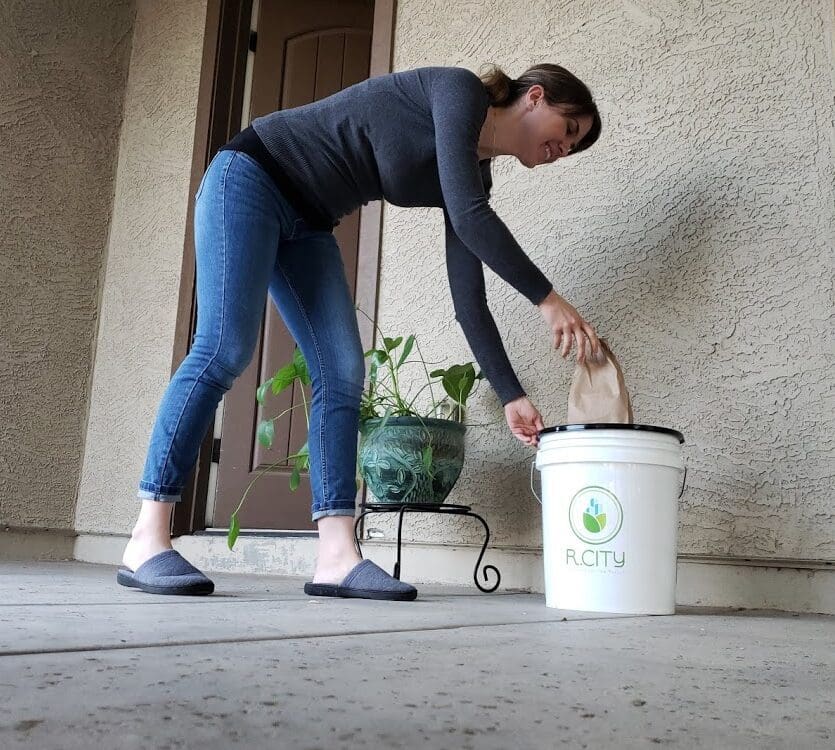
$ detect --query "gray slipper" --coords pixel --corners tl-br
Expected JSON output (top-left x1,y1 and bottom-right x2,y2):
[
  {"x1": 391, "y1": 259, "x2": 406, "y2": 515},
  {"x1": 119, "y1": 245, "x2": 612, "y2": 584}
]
[
  {"x1": 304, "y1": 559, "x2": 417, "y2": 601},
  {"x1": 116, "y1": 549, "x2": 214, "y2": 596}
]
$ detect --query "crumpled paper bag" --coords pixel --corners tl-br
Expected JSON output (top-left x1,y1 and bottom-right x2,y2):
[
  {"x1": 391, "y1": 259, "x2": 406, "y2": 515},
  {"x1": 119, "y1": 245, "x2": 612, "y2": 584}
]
[{"x1": 566, "y1": 338, "x2": 633, "y2": 424}]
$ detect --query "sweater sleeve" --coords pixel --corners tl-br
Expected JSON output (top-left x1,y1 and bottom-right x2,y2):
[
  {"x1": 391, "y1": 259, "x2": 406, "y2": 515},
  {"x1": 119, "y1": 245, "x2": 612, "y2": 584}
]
[
  {"x1": 445, "y1": 211, "x2": 527, "y2": 406},
  {"x1": 431, "y1": 68, "x2": 553, "y2": 307}
]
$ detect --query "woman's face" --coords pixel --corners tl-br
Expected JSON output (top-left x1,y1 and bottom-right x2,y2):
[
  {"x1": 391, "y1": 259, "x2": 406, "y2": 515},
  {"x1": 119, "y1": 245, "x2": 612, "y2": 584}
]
[{"x1": 513, "y1": 85, "x2": 595, "y2": 168}]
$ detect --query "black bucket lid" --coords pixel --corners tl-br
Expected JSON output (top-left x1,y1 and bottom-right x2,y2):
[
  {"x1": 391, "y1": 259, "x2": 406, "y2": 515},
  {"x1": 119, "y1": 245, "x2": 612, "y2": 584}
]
[{"x1": 539, "y1": 423, "x2": 685, "y2": 444}]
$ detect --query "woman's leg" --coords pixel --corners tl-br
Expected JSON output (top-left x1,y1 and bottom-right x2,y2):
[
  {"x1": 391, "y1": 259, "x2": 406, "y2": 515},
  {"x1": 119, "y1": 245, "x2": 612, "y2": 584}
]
[
  {"x1": 268, "y1": 227, "x2": 367, "y2": 583},
  {"x1": 124, "y1": 151, "x2": 294, "y2": 573}
]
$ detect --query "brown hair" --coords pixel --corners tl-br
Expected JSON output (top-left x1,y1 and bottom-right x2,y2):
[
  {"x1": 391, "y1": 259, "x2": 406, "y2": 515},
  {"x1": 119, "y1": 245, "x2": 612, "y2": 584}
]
[{"x1": 479, "y1": 63, "x2": 601, "y2": 154}]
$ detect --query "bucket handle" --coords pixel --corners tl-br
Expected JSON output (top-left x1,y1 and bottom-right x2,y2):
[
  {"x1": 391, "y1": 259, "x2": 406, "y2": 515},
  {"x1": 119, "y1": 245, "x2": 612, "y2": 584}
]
[
  {"x1": 531, "y1": 460, "x2": 688, "y2": 503},
  {"x1": 678, "y1": 465, "x2": 688, "y2": 499},
  {"x1": 530, "y1": 459, "x2": 541, "y2": 504}
]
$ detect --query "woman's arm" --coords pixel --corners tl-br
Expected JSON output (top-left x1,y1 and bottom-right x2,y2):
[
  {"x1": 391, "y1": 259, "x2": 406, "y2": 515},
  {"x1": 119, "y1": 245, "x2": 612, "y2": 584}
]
[
  {"x1": 445, "y1": 214, "x2": 527, "y2": 406},
  {"x1": 431, "y1": 68, "x2": 553, "y2": 306}
]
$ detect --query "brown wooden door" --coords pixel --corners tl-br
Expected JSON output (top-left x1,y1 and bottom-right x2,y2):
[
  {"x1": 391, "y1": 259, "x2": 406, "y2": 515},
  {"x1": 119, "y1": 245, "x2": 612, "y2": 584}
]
[{"x1": 212, "y1": 0, "x2": 375, "y2": 531}]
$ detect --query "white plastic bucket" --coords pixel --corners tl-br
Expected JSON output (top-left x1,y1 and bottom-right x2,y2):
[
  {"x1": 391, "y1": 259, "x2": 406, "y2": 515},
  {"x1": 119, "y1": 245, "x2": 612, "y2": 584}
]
[{"x1": 532, "y1": 424, "x2": 686, "y2": 614}]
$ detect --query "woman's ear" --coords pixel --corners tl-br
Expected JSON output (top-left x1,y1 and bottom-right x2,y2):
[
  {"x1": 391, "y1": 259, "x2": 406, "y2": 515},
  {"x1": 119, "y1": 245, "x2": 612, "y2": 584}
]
[{"x1": 526, "y1": 84, "x2": 545, "y2": 111}]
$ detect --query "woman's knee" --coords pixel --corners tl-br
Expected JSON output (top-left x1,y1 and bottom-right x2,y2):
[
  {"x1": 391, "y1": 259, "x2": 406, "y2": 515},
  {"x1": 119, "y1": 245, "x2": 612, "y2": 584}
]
[
  {"x1": 191, "y1": 337, "x2": 256, "y2": 391},
  {"x1": 340, "y1": 338, "x2": 366, "y2": 388},
  {"x1": 315, "y1": 339, "x2": 365, "y2": 394}
]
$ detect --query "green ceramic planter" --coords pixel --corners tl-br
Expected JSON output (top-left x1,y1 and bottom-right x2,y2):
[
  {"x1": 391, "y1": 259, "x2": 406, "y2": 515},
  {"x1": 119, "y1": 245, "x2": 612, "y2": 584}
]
[{"x1": 358, "y1": 416, "x2": 466, "y2": 505}]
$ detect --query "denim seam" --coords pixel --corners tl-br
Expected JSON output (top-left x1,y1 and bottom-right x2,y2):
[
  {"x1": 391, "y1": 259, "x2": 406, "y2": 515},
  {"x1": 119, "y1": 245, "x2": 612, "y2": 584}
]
[
  {"x1": 153, "y1": 152, "x2": 236, "y2": 495},
  {"x1": 276, "y1": 257, "x2": 329, "y2": 511},
  {"x1": 311, "y1": 507, "x2": 355, "y2": 521},
  {"x1": 138, "y1": 480, "x2": 181, "y2": 493}
]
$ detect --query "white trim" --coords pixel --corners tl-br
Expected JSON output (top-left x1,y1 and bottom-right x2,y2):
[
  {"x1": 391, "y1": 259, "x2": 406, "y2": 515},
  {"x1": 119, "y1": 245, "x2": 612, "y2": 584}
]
[
  {"x1": 0, "y1": 527, "x2": 76, "y2": 561},
  {"x1": 61, "y1": 531, "x2": 835, "y2": 615}
]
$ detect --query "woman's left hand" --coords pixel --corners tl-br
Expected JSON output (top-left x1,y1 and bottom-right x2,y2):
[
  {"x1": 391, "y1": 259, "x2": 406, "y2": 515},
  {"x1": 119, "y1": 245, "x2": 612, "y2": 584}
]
[{"x1": 538, "y1": 289, "x2": 600, "y2": 365}]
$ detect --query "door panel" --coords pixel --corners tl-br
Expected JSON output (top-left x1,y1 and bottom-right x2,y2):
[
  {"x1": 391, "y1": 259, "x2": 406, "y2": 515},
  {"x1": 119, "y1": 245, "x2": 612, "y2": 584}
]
[{"x1": 212, "y1": 0, "x2": 374, "y2": 531}]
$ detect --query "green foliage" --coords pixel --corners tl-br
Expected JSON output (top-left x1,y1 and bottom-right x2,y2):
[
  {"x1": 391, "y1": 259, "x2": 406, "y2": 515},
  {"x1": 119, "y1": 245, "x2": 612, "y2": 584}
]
[
  {"x1": 227, "y1": 512, "x2": 240, "y2": 550},
  {"x1": 256, "y1": 419, "x2": 275, "y2": 448},
  {"x1": 228, "y1": 307, "x2": 483, "y2": 549}
]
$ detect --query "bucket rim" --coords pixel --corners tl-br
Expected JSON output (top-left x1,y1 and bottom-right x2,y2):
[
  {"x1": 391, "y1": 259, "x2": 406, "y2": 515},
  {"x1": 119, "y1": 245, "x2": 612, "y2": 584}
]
[{"x1": 538, "y1": 423, "x2": 684, "y2": 444}]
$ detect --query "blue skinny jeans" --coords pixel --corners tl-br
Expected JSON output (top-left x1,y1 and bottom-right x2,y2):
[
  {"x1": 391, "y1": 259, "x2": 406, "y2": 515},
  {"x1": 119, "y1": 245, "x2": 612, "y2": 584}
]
[{"x1": 138, "y1": 151, "x2": 364, "y2": 520}]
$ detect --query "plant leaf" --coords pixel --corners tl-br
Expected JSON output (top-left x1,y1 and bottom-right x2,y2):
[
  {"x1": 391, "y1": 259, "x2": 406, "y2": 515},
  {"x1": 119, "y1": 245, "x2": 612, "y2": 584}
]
[
  {"x1": 289, "y1": 441, "x2": 309, "y2": 491},
  {"x1": 256, "y1": 379, "x2": 273, "y2": 405},
  {"x1": 383, "y1": 336, "x2": 402, "y2": 352},
  {"x1": 296, "y1": 440, "x2": 309, "y2": 468},
  {"x1": 271, "y1": 361, "x2": 297, "y2": 394},
  {"x1": 441, "y1": 377, "x2": 458, "y2": 403},
  {"x1": 371, "y1": 349, "x2": 389, "y2": 366},
  {"x1": 293, "y1": 347, "x2": 311, "y2": 385},
  {"x1": 228, "y1": 512, "x2": 240, "y2": 550},
  {"x1": 396, "y1": 334, "x2": 415, "y2": 368},
  {"x1": 458, "y1": 368, "x2": 475, "y2": 403},
  {"x1": 257, "y1": 419, "x2": 275, "y2": 448}
]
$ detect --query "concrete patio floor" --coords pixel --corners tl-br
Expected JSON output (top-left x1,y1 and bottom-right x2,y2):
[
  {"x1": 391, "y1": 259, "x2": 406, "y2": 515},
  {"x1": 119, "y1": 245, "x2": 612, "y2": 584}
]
[{"x1": 1, "y1": 561, "x2": 833, "y2": 749}]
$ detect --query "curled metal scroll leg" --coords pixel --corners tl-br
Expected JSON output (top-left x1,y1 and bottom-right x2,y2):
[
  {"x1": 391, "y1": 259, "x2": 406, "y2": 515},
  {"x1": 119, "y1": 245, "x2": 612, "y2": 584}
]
[
  {"x1": 353, "y1": 511, "x2": 372, "y2": 559},
  {"x1": 465, "y1": 511, "x2": 501, "y2": 593},
  {"x1": 393, "y1": 506, "x2": 407, "y2": 580}
]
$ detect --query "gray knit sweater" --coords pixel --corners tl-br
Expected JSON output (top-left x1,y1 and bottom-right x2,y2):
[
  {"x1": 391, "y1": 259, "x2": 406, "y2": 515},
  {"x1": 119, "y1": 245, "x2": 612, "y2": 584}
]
[{"x1": 251, "y1": 66, "x2": 553, "y2": 406}]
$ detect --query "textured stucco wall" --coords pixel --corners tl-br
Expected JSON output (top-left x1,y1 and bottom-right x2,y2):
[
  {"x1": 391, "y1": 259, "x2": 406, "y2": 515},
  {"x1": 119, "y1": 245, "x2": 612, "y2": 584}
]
[
  {"x1": 74, "y1": 0, "x2": 207, "y2": 534},
  {"x1": 0, "y1": 1, "x2": 134, "y2": 529},
  {"x1": 381, "y1": 0, "x2": 834, "y2": 559}
]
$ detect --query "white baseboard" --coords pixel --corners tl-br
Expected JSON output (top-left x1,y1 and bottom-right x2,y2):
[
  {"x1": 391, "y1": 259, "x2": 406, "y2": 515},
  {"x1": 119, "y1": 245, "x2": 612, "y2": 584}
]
[
  {"x1": 676, "y1": 556, "x2": 834, "y2": 615},
  {"x1": 0, "y1": 526, "x2": 76, "y2": 560},
  {"x1": 8, "y1": 530, "x2": 824, "y2": 615}
]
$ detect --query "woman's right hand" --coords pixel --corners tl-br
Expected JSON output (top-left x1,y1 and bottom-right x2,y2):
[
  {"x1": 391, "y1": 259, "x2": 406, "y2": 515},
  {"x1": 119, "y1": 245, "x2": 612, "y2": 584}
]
[
  {"x1": 537, "y1": 289, "x2": 600, "y2": 364},
  {"x1": 504, "y1": 395, "x2": 545, "y2": 447}
]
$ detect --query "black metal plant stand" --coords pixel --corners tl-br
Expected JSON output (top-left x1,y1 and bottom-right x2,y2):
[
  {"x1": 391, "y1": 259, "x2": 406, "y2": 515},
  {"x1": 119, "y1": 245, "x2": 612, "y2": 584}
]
[{"x1": 353, "y1": 502, "x2": 501, "y2": 593}]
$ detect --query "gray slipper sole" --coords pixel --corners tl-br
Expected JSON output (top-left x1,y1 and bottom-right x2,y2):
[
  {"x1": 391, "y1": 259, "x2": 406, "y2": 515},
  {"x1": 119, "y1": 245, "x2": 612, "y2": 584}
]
[
  {"x1": 304, "y1": 559, "x2": 417, "y2": 601},
  {"x1": 117, "y1": 549, "x2": 214, "y2": 596}
]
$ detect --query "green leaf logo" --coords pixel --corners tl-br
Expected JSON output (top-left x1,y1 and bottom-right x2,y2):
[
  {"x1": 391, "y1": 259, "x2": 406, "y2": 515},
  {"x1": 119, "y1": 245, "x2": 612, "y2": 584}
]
[
  {"x1": 583, "y1": 512, "x2": 606, "y2": 533},
  {"x1": 569, "y1": 488, "x2": 623, "y2": 545}
]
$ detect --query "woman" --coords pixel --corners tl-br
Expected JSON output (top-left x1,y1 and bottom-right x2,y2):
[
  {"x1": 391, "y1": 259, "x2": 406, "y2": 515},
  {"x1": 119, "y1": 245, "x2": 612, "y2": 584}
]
[{"x1": 116, "y1": 63, "x2": 602, "y2": 600}]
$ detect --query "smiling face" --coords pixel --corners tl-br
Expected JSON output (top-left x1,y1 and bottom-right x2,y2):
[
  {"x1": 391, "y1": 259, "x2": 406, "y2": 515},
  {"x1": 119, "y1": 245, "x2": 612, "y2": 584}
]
[{"x1": 513, "y1": 85, "x2": 595, "y2": 168}]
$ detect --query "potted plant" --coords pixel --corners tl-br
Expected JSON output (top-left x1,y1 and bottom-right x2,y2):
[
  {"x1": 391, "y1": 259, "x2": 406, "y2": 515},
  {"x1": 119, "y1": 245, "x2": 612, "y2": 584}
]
[{"x1": 227, "y1": 307, "x2": 485, "y2": 549}]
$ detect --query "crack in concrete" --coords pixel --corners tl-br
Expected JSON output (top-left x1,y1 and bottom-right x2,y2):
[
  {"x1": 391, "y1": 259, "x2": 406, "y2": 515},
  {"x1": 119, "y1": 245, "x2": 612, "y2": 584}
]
[{"x1": 0, "y1": 614, "x2": 653, "y2": 658}]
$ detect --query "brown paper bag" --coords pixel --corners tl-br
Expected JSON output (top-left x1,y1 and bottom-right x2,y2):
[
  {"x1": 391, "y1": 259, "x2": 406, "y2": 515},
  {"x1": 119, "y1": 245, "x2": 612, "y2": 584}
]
[{"x1": 566, "y1": 339, "x2": 633, "y2": 424}]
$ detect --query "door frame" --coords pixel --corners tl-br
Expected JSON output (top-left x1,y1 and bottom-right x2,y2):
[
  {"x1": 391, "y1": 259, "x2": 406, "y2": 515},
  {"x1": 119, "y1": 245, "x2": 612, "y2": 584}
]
[{"x1": 171, "y1": 0, "x2": 396, "y2": 536}]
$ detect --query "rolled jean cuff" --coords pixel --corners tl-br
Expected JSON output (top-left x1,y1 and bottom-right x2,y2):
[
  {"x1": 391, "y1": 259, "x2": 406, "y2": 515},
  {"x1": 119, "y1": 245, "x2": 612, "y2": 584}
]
[
  {"x1": 311, "y1": 507, "x2": 356, "y2": 522},
  {"x1": 137, "y1": 485, "x2": 181, "y2": 503}
]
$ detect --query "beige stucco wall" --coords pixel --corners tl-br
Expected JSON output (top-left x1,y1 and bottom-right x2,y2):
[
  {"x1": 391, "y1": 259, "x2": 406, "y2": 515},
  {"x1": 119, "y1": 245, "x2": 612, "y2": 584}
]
[
  {"x1": 70, "y1": 0, "x2": 833, "y2": 568},
  {"x1": 0, "y1": 0, "x2": 134, "y2": 530},
  {"x1": 74, "y1": 0, "x2": 207, "y2": 534},
  {"x1": 382, "y1": 0, "x2": 835, "y2": 559}
]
